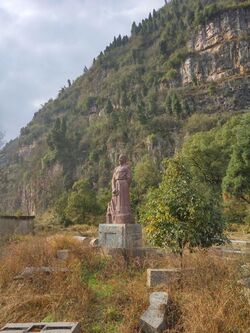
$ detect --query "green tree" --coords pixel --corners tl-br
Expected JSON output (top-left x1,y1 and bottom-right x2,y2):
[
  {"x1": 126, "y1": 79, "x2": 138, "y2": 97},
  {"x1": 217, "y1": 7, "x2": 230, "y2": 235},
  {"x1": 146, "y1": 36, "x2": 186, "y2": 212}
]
[
  {"x1": 172, "y1": 93, "x2": 182, "y2": 118},
  {"x1": 181, "y1": 118, "x2": 238, "y2": 187},
  {"x1": 47, "y1": 117, "x2": 76, "y2": 189},
  {"x1": 134, "y1": 157, "x2": 160, "y2": 200},
  {"x1": 64, "y1": 179, "x2": 100, "y2": 225},
  {"x1": 0, "y1": 131, "x2": 4, "y2": 148},
  {"x1": 105, "y1": 99, "x2": 113, "y2": 114},
  {"x1": 140, "y1": 157, "x2": 225, "y2": 258},
  {"x1": 135, "y1": 102, "x2": 147, "y2": 125},
  {"x1": 120, "y1": 92, "x2": 130, "y2": 108},
  {"x1": 55, "y1": 192, "x2": 71, "y2": 226},
  {"x1": 147, "y1": 91, "x2": 158, "y2": 118},
  {"x1": 222, "y1": 114, "x2": 250, "y2": 204},
  {"x1": 159, "y1": 40, "x2": 168, "y2": 56},
  {"x1": 165, "y1": 94, "x2": 172, "y2": 115},
  {"x1": 131, "y1": 22, "x2": 138, "y2": 35}
]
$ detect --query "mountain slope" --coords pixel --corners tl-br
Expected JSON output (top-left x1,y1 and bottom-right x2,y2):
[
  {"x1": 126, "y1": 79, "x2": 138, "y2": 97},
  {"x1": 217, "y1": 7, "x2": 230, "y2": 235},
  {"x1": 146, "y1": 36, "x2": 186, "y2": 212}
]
[{"x1": 1, "y1": 0, "x2": 250, "y2": 216}]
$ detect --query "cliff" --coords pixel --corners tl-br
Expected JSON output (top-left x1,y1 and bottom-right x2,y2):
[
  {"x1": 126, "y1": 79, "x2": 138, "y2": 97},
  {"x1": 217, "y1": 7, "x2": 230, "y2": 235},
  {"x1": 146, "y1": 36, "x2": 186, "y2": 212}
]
[{"x1": 181, "y1": 7, "x2": 250, "y2": 84}]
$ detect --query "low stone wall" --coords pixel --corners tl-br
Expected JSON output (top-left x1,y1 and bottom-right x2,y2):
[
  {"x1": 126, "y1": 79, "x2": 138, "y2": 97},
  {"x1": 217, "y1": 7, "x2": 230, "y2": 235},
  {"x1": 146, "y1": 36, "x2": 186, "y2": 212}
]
[{"x1": 0, "y1": 216, "x2": 34, "y2": 239}]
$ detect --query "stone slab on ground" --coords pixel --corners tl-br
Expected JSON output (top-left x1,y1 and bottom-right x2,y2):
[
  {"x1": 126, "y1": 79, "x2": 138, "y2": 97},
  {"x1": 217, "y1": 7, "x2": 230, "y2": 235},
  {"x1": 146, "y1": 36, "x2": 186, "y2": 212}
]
[
  {"x1": 57, "y1": 249, "x2": 71, "y2": 260},
  {"x1": 72, "y1": 236, "x2": 90, "y2": 245},
  {"x1": 140, "y1": 292, "x2": 169, "y2": 333},
  {"x1": 14, "y1": 267, "x2": 69, "y2": 280},
  {"x1": 99, "y1": 224, "x2": 142, "y2": 249},
  {"x1": 0, "y1": 323, "x2": 80, "y2": 333},
  {"x1": 230, "y1": 239, "x2": 250, "y2": 249},
  {"x1": 90, "y1": 238, "x2": 99, "y2": 247},
  {"x1": 147, "y1": 269, "x2": 182, "y2": 288},
  {"x1": 211, "y1": 247, "x2": 250, "y2": 258},
  {"x1": 222, "y1": 248, "x2": 250, "y2": 256}
]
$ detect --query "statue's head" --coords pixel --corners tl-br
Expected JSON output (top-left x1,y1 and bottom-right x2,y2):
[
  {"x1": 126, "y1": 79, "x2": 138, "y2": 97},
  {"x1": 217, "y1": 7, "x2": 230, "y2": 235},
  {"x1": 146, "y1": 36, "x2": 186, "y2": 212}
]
[{"x1": 119, "y1": 154, "x2": 127, "y2": 165}]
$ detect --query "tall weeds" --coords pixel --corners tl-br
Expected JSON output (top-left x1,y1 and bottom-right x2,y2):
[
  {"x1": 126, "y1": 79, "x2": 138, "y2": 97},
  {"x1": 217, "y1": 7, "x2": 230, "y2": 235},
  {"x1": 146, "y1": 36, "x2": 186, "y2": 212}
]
[{"x1": 0, "y1": 236, "x2": 249, "y2": 333}]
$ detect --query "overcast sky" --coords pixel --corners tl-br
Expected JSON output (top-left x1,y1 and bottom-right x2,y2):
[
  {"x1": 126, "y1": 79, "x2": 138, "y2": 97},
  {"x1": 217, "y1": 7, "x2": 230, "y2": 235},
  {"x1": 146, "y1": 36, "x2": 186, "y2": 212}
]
[{"x1": 0, "y1": 0, "x2": 164, "y2": 143}]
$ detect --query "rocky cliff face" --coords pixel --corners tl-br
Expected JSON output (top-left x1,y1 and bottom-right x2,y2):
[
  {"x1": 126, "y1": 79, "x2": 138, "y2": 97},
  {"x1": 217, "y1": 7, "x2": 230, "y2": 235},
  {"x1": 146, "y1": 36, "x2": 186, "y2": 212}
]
[{"x1": 181, "y1": 7, "x2": 250, "y2": 85}]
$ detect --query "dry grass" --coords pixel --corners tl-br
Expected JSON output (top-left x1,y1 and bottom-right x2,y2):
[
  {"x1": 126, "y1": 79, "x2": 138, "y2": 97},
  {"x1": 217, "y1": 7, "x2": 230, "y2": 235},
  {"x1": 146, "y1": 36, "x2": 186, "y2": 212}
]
[
  {"x1": 172, "y1": 253, "x2": 250, "y2": 332},
  {"x1": 0, "y1": 236, "x2": 249, "y2": 333}
]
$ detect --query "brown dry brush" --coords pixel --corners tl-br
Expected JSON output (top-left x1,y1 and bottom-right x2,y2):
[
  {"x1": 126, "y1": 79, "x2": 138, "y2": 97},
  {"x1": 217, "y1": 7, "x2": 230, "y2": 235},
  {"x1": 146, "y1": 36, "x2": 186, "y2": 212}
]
[
  {"x1": 169, "y1": 252, "x2": 250, "y2": 333},
  {"x1": 0, "y1": 237, "x2": 249, "y2": 333},
  {"x1": 0, "y1": 236, "x2": 91, "y2": 325}
]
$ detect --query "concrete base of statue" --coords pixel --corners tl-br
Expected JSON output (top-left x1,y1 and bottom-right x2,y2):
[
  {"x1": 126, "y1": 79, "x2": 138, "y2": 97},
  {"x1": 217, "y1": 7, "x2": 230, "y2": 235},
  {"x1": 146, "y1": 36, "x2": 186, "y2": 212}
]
[{"x1": 99, "y1": 223, "x2": 142, "y2": 249}]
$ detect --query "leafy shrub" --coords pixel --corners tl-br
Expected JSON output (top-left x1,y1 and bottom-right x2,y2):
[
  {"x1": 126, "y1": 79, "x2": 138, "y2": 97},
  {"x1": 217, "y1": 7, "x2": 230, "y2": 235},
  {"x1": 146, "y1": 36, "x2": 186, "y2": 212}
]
[
  {"x1": 140, "y1": 157, "x2": 226, "y2": 257},
  {"x1": 56, "y1": 179, "x2": 101, "y2": 226}
]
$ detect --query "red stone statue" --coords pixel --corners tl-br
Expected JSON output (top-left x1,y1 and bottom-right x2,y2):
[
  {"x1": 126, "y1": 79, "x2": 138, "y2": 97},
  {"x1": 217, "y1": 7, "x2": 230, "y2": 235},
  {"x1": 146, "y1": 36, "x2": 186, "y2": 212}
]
[{"x1": 106, "y1": 155, "x2": 132, "y2": 224}]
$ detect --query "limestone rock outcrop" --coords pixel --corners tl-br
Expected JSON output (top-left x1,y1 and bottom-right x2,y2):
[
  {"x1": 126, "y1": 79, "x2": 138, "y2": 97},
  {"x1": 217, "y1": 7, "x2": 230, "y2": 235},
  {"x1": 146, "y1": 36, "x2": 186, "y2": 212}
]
[{"x1": 181, "y1": 7, "x2": 250, "y2": 85}]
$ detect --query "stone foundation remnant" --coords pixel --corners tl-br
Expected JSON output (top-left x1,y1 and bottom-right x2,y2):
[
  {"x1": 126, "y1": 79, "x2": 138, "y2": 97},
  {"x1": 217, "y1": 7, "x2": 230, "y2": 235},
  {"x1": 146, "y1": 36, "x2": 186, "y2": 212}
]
[
  {"x1": 0, "y1": 323, "x2": 80, "y2": 333},
  {"x1": 147, "y1": 268, "x2": 181, "y2": 288},
  {"x1": 57, "y1": 249, "x2": 71, "y2": 260},
  {"x1": 140, "y1": 292, "x2": 169, "y2": 333},
  {"x1": 14, "y1": 267, "x2": 69, "y2": 280},
  {"x1": 230, "y1": 239, "x2": 250, "y2": 250}
]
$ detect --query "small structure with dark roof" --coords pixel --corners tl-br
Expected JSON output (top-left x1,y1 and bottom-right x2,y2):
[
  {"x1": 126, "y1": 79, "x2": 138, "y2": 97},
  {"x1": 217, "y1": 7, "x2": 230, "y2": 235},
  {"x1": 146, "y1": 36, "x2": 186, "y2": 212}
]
[{"x1": 0, "y1": 215, "x2": 35, "y2": 238}]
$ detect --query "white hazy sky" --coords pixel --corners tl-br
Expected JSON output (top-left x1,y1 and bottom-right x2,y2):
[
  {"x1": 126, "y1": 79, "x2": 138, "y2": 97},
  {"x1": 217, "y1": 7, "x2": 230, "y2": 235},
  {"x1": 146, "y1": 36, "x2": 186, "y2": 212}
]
[{"x1": 0, "y1": 0, "x2": 164, "y2": 142}]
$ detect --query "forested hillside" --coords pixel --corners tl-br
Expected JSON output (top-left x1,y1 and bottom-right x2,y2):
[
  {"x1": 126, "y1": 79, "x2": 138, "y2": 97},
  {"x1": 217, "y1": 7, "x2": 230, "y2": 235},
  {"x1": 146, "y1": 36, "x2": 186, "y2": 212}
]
[{"x1": 0, "y1": 0, "x2": 250, "y2": 227}]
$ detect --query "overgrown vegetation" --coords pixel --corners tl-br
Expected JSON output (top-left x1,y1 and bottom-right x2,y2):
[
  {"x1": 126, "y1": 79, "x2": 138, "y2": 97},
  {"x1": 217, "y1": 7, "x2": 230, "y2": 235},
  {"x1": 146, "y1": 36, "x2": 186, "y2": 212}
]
[
  {"x1": 0, "y1": 0, "x2": 250, "y2": 232},
  {"x1": 140, "y1": 157, "x2": 226, "y2": 257},
  {"x1": 0, "y1": 2, "x2": 250, "y2": 331},
  {"x1": 0, "y1": 235, "x2": 249, "y2": 332}
]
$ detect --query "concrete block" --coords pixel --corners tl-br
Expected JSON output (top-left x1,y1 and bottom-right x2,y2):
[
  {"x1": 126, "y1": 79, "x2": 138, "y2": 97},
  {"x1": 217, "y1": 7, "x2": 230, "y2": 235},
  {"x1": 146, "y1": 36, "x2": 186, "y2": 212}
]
[
  {"x1": 72, "y1": 236, "x2": 90, "y2": 245},
  {"x1": 90, "y1": 238, "x2": 99, "y2": 247},
  {"x1": 222, "y1": 248, "x2": 246, "y2": 255},
  {"x1": 147, "y1": 269, "x2": 181, "y2": 288},
  {"x1": 210, "y1": 247, "x2": 250, "y2": 260},
  {"x1": 140, "y1": 292, "x2": 169, "y2": 333},
  {"x1": 99, "y1": 224, "x2": 142, "y2": 249},
  {"x1": 57, "y1": 250, "x2": 70, "y2": 260},
  {"x1": 0, "y1": 323, "x2": 80, "y2": 333}
]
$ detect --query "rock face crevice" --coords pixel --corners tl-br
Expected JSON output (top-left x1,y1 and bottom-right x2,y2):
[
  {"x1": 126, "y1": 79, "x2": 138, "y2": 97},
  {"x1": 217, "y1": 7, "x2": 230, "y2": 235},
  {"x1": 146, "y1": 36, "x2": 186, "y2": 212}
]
[{"x1": 181, "y1": 7, "x2": 250, "y2": 85}]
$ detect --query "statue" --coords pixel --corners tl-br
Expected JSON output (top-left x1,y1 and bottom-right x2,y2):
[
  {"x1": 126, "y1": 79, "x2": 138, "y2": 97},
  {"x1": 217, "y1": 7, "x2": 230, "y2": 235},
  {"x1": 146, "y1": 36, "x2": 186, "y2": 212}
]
[{"x1": 106, "y1": 154, "x2": 133, "y2": 224}]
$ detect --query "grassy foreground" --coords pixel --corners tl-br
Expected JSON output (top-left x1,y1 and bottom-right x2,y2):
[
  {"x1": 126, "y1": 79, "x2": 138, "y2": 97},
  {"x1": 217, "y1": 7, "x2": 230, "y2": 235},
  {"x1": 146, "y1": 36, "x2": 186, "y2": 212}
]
[{"x1": 0, "y1": 234, "x2": 249, "y2": 333}]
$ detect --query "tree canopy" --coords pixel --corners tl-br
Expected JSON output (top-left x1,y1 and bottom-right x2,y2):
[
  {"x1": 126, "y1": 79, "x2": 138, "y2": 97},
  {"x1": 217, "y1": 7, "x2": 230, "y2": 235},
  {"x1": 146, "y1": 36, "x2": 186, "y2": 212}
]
[
  {"x1": 222, "y1": 113, "x2": 250, "y2": 204},
  {"x1": 0, "y1": 131, "x2": 4, "y2": 149},
  {"x1": 140, "y1": 157, "x2": 225, "y2": 256}
]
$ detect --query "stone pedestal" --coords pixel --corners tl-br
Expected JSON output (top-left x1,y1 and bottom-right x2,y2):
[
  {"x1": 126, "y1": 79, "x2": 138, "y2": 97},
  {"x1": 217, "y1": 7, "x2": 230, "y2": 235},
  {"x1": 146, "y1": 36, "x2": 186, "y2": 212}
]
[{"x1": 99, "y1": 224, "x2": 142, "y2": 249}]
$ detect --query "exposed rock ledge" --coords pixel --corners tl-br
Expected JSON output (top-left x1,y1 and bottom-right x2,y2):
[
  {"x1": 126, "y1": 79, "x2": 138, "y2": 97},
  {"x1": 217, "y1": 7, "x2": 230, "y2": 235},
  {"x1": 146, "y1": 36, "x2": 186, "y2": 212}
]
[{"x1": 181, "y1": 7, "x2": 250, "y2": 85}]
